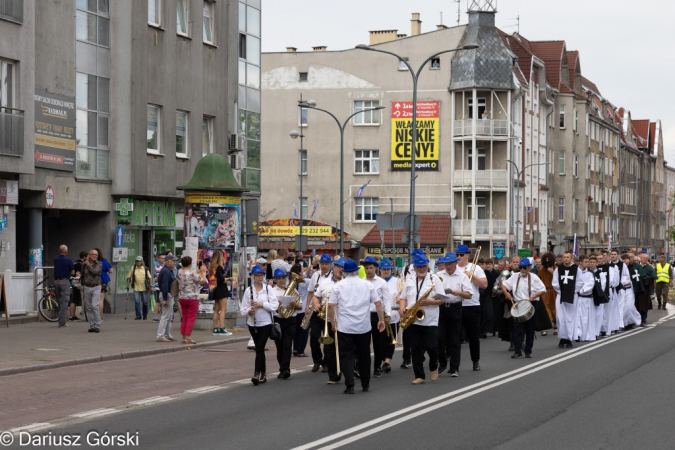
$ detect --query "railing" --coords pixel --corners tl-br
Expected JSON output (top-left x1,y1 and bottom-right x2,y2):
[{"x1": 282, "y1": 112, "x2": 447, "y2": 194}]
[
  {"x1": 453, "y1": 119, "x2": 509, "y2": 137},
  {"x1": 0, "y1": 0, "x2": 23, "y2": 24},
  {"x1": 0, "y1": 107, "x2": 24, "y2": 156},
  {"x1": 452, "y1": 220, "x2": 508, "y2": 236},
  {"x1": 453, "y1": 170, "x2": 508, "y2": 188}
]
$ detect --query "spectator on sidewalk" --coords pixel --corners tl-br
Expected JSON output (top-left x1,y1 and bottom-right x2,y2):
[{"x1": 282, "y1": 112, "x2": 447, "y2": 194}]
[
  {"x1": 210, "y1": 249, "x2": 233, "y2": 336},
  {"x1": 177, "y1": 255, "x2": 208, "y2": 344},
  {"x1": 54, "y1": 245, "x2": 75, "y2": 328},
  {"x1": 69, "y1": 250, "x2": 87, "y2": 321},
  {"x1": 266, "y1": 250, "x2": 277, "y2": 285},
  {"x1": 271, "y1": 249, "x2": 291, "y2": 284},
  {"x1": 157, "y1": 255, "x2": 177, "y2": 342},
  {"x1": 95, "y1": 248, "x2": 113, "y2": 317},
  {"x1": 82, "y1": 249, "x2": 103, "y2": 333},
  {"x1": 126, "y1": 256, "x2": 153, "y2": 320},
  {"x1": 152, "y1": 253, "x2": 168, "y2": 322}
]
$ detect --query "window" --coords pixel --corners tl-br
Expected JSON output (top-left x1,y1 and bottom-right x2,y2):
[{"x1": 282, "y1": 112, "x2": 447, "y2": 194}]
[
  {"x1": 0, "y1": 60, "x2": 13, "y2": 109},
  {"x1": 176, "y1": 111, "x2": 188, "y2": 157},
  {"x1": 148, "y1": 0, "x2": 161, "y2": 26},
  {"x1": 299, "y1": 197, "x2": 308, "y2": 219},
  {"x1": 574, "y1": 109, "x2": 578, "y2": 133},
  {"x1": 573, "y1": 199, "x2": 578, "y2": 222},
  {"x1": 430, "y1": 57, "x2": 440, "y2": 70},
  {"x1": 299, "y1": 150, "x2": 307, "y2": 175},
  {"x1": 600, "y1": 157, "x2": 604, "y2": 183},
  {"x1": 468, "y1": 148, "x2": 486, "y2": 171},
  {"x1": 558, "y1": 198, "x2": 565, "y2": 221},
  {"x1": 239, "y1": 33, "x2": 246, "y2": 58},
  {"x1": 177, "y1": 0, "x2": 188, "y2": 35},
  {"x1": 203, "y1": 1, "x2": 214, "y2": 44},
  {"x1": 467, "y1": 197, "x2": 487, "y2": 220},
  {"x1": 147, "y1": 105, "x2": 161, "y2": 153},
  {"x1": 355, "y1": 198, "x2": 378, "y2": 222},
  {"x1": 202, "y1": 115, "x2": 213, "y2": 157},
  {"x1": 467, "y1": 98, "x2": 486, "y2": 119},
  {"x1": 398, "y1": 57, "x2": 409, "y2": 71},
  {"x1": 298, "y1": 72, "x2": 308, "y2": 82},
  {"x1": 354, "y1": 100, "x2": 380, "y2": 125},
  {"x1": 354, "y1": 150, "x2": 380, "y2": 174},
  {"x1": 558, "y1": 150, "x2": 565, "y2": 175},
  {"x1": 573, "y1": 155, "x2": 578, "y2": 178},
  {"x1": 299, "y1": 107, "x2": 308, "y2": 127},
  {"x1": 559, "y1": 104, "x2": 565, "y2": 129}
]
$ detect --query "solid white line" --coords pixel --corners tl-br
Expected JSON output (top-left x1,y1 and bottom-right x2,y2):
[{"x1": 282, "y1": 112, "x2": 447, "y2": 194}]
[
  {"x1": 9, "y1": 423, "x2": 52, "y2": 433},
  {"x1": 71, "y1": 408, "x2": 120, "y2": 418},
  {"x1": 128, "y1": 396, "x2": 174, "y2": 406},
  {"x1": 184, "y1": 385, "x2": 229, "y2": 394},
  {"x1": 293, "y1": 327, "x2": 653, "y2": 450}
]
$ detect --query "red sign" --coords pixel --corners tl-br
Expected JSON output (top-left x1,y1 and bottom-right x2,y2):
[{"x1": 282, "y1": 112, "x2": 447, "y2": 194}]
[
  {"x1": 35, "y1": 151, "x2": 65, "y2": 165},
  {"x1": 391, "y1": 101, "x2": 439, "y2": 119},
  {"x1": 45, "y1": 185, "x2": 54, "y2": 209}
]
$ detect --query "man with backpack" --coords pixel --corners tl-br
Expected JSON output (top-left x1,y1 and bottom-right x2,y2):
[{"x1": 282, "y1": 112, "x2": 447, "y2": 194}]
[{"x1": 126, "y1": 256, "x2": 153, "y2": 320}]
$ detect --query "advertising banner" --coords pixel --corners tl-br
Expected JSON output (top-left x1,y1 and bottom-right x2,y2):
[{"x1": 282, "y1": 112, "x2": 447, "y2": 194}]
[
  {"x1": 34, "y1": 90, "x2": 76, "y2": 171},
  {"x1": 390, "y1": 101, "x2": 440, "y2": 171}
]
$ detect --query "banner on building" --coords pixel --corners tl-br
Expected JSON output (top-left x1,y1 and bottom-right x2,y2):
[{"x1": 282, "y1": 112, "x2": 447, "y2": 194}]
[
  {"x1": 34, "y1": 90, "x2": 76, "y2": 171},
  {"x1": 390, "y1": 101, "x2": 440, "y2": 171}
]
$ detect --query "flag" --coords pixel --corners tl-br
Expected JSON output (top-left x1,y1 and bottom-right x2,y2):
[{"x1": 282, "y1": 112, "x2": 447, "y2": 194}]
[
  {"x1": 356, "y1": 179, "x2": 372, "y2": 198},
  {"x1": 573, "y1": 233, "x2": 579, "y2": 257},
  {"x1": 292, "y1": 202, "x2": 298, "y2": 218},
  {"x1": 523, "y1": 206, "x2": 533, "y2": 216},
  {"x1": 310, "y1": 200, "x2": 319, "y2": 219}
]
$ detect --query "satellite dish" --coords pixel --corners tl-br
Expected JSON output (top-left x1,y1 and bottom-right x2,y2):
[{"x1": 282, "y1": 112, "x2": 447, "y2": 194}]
[{"x1": 450, "y1": 209, "x2": 457, "y2": 219}]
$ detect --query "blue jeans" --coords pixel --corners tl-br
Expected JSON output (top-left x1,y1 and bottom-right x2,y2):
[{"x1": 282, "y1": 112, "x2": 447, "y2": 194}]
[{"x1": 134, "y1": 291, "x2": 149, "y2": 319}]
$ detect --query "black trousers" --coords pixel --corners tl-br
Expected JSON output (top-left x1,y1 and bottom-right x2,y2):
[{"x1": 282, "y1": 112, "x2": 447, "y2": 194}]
[
  {"x1": 370, "y1": 312, "x2": 385, "y2": 370},
  {"x1": 490, "y1": 295, "x2": 502, "y2": 334},
  {"x1": 407, "y1": 324, "x2": 439, "y2": 380},
  {"x1": 513, "y1": 308, "x2": 536, "y2": 355},
  {"x1": 249, "y1": 324, "x2": 272, "y2": 374},
  {"x1": 438, "y1": 303, "x2": 462, "y2": 371},
  {"x1": 462, "y1": 305, "x2": 481, "y2": 363},
  {"x1": 384, "y1": 322, "x2": 400, "y2": 360},
  {"x1": 338, "y1": 331, "x2": 371, "y2": 388},
  {"x1": 479, "y1": 291, "x2": 493, "y2": 336},
  {"x1": 309, "y1": 314, "x2": 325, "y2": 365},
  {"x1": 402, "y1": 326, "x2": 411, "y2": 363},
  {"x1": 274, "y1": 317, "x2": 296, "y2": 372},
  {"x1": 293, "y1": 313, "x2": 310, "y2": 354},
  {"x1": 324, "y1": 325, "x2": 340, "y2": 382}
]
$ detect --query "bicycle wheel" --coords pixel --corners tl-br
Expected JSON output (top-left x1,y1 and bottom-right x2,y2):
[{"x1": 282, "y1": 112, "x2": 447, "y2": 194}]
[{"x1": 38, "y1": 295, "x2": 60, "y2": 322}]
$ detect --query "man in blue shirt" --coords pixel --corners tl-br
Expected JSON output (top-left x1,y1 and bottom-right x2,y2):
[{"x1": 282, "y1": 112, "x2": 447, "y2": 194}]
[{"x1": 53, "y1": 245, "x2": 75, "y2": 328}]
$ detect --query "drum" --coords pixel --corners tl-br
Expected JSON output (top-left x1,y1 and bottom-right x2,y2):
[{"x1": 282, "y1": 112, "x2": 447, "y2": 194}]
[{"x1": 510, "y1": 300, "x2": 535, "y2": 322}]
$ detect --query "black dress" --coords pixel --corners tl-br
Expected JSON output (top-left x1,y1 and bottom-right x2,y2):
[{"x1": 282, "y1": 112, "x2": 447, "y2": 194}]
[{"x1": 213, "y1": 265, "x2": 231, "y2": 300}]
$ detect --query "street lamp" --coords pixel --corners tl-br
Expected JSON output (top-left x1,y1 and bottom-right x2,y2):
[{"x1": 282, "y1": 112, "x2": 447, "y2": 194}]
[
  {"x1": 298, "y1": 100, "x2": 385, "y2": 256},
  {"x1": 636, "y1": 192, "x2": 661, "y2": 253},
  {"x1": 504, "y1": 159, "x2": 550, "y2": 251},
  {"x1": 290, "y1": 130, "x2": 305, "y2": 251},
  {"x1": 356, "y1": 43, "x2": 478, "y2": 262},
  {"x1": 610, "y1": 180, "x2": 638, "y2": 250}
]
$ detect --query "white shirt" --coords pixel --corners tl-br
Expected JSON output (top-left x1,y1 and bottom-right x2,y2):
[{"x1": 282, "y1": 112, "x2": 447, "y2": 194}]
[
  {"x1": 328, "y1": 276, "x2": 380, "y2": 334},
  {"x1": 577, "y1": 269, "x2": 595, "y2": 296},
  {"x1": 402, "y1": 273, "x2": 445, "y2": 327},
  {"x1": 385, "y1": 276, "x2": 400, "y2": 323},
  {"x1": 297, "y1": 279, "x2": 311, "y2": 310},
  {"x1": 240, "y1": 284, "x2": 279, "y2": 327},
  {"x1": 502, "y1": 272, "x2": 545, "y2": 302},
  {"x1": 366, "y1": 275, "x2": 392, "y2": 316},
  {"x1": 441, "y1": 268, "x2": 474, "y2": 304},
  {"x1": 308, "y1": 270, "x2": 331, "y2": 293},
  {"x1": 272, "y1": 285, "x2": 299, "y2": 318},
  {"x1": 457, "y1": 263, "x2": 486, "y2": 307},
  {"x1": 271, "y1": 259, "x2": 292, "y2": 279},
  {"x1": 314, "y1": 275, "x2": 340, "y2": 322}
]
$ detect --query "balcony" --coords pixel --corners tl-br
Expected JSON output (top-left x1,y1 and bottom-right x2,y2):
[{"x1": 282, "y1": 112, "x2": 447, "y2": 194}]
[
  {"x1": 453, "y1": 170, "x2": 508, "y2": 188},
  {"x1": 452, "y1": 219, "x2": 508, "y2": 236},
  {"x1": 0, "y1": 107, "x2": 24, "y2": 156},
  {"x1": 453, "y1": 119, "x2": 508, "y2": 137}
]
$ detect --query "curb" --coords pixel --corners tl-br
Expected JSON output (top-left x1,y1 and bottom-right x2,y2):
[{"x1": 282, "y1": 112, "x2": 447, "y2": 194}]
[{"x1": 0, "y1": 336, "x2": 251, "y2": 377}]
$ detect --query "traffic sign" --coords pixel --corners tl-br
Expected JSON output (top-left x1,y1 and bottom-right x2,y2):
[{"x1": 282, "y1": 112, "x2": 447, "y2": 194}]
[
  {"x1": 112, "y1": 247, "x2": 128, "y2": 263},
  {"x1": 402, "y1": 233, "x2": 421, "y2": 244},
  {"x1": 45, "y1": 185, "x2": 54, "y2": 209},
  {"x1": 115, "y1": 226, "x2": 125, "y2": 247}
]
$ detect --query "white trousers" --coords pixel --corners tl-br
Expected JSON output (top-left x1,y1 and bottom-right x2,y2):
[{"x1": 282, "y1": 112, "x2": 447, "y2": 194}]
[
  {"x1": 556, "y1": 296, "x2": 578, "y2": 341},
  {"x1": 575, "y1": 296, "x2": 596, "y2": 341}
]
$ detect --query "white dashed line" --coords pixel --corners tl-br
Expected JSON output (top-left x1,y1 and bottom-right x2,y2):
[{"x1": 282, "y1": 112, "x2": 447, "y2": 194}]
[
  {"x1": 71, "y1": 408, "x2": 120, "y2": 418},
  {"x1": 9, "y1": 423, "x2": 52, "y2": 433},
  {"x1": 184, "y1": 385, "x2": 229, "y2": 394},
  {"x1": 129, "y1": 396, "x2": 174, "y2": 406}
]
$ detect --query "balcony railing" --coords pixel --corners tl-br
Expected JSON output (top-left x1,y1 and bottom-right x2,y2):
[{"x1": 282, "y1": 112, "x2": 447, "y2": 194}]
[
  {"x1": 453, "y1": 170, "x2": 508, "y2": 188},
  {"x1": 0, "y1": 107, "x2": 24, "y2": 156},
  {"x1": 452, "y1": 220, "x2": 508, "y2": 236},
  {"x1": 453, "y1": 119, "x2": 508, "y2": 137}
]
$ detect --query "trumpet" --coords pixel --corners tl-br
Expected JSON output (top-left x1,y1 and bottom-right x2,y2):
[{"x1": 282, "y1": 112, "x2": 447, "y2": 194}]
[
  {"x1": 467, "y1": 246, "x2": 482, "y2": 282},
  {"x1": 384, "y1": 312, "x2": 397, "y2": 345},
  {"x1": 318, "y1": 291, "x2": 334, "y2": 345}
]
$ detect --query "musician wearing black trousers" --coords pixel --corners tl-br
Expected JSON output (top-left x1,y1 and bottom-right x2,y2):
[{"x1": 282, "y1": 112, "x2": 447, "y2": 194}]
[
  {"x1": 455, "y1": 245, "x2": 488, "y2": 371},
  {"x1": 272, "y1": 269, "x2": 302, "y2": 379},
  {"x1": 379, "y1": 259, "x2": 399, "y2": 373},
  {"x1": 328, "y1": 260, "x2": 384, "y2": 394},
  {"x1": 363, "y1": 256, "x2": 392, "y2": 378},
  {"x1": 400, "y1": 248, "x2": 425, "y2": 368},
  {"x1": 307, "y1": 254, "x2": 333, "y2": 372},
  {"x1": 313, "y1": 258, "x2": 346, "y2": 384}
]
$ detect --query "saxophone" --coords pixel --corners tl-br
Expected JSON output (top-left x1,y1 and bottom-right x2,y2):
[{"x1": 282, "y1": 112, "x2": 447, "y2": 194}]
[
  {"x1": 400, "y1": 277, "x2": 435, "y2": 330},
  {"x1": 277, "y1": 272, "x2": 304, "y2": 319}
]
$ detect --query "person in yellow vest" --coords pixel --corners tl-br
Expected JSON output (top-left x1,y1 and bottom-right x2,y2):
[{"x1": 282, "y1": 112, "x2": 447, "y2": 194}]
[{"x1": 655, "y1": 255, "x2": 673, "y2": 310}]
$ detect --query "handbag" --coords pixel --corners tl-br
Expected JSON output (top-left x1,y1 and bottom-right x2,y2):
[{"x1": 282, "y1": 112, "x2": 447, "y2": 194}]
[
  {"x1": 270, "y1": 310, "x2": 282, "y2": 341},
  {"x1": 170, "y1": 273, "x2": 180, "y2": 297}
]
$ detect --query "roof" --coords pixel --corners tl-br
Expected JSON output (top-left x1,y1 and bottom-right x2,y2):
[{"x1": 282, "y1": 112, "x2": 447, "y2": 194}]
[
  {"x1": 650, "y1": 122, "x2": 656, "y2": 150},
  {"x1": 633, "y1": 119, "x2": 650, "y2": 149},
  {"x1": 566, "y1": 51, "x2": 578, "y2": 91},
  {"x1": 529, "y1": 40, "x2": 566, "y2": 90},
  {"x1": 176, "y1": 153, "x2": 246, "y2": 193},
  {"x1": 359, "y1": 215, "x2": 450, "y2": 246},
  {"x1": 581, "y1": 76, "x2": 601, "y2": 96}
]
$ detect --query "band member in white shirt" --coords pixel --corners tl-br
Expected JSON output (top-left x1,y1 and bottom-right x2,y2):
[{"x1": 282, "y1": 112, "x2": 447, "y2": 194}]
[
  {"x1": 240, "y1": 265, "x2": 279, "y2": 385},
  {"x1": 400, "y1": 255, "x2": 447, "y2": 384},
  {"x1": 502, "y1": 259, "x2": 546, "y2": 358},
  {"x1": 439, "y1": 253, "x2": 473, "y2": 376},
  {"x1": 363, "y1": 256, "x2": 392, "y2": 378},
  {"x1": 272, "y1": 268, "x2": 302, "y2": 379},
  {"x1": 328, "y1": 260, "x2": 384, "y2": 394},
  {"x1": 455, "y1": 244, "x2": 488, "y2": 371},
  {"x1": 379, "y1": 259, "x2": 399, "y2": 373},
  {"x1": 307, "y1": 254, "x2": 333, "y2": 372},
  {"x1": 314, "y1": 257, "x2": 346, "y2": 384}
]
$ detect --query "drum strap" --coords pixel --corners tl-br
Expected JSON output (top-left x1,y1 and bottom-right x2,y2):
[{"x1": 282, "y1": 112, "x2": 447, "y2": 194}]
[{"x1": 515, "y1": 273, "x2": 531, "y2": 301}]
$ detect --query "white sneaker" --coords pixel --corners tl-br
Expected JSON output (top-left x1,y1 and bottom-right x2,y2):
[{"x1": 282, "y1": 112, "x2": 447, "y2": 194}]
[
  {"x1": 221, "y1": 329, "x2": 233, "y2": 336},
  {"x1": 156, "y1": 337, "x2": 170, "y2": 342}
]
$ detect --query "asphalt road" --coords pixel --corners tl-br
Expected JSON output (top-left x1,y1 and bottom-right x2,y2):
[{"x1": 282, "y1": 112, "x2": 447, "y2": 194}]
[{"x1": 5, "y1": 310, "x2": 675, "y2": 450}]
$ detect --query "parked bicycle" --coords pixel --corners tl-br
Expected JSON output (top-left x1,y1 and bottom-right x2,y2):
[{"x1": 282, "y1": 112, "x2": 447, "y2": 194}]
[{"x1": 37, "y1": 277, "x2": 59, "y2": 322}]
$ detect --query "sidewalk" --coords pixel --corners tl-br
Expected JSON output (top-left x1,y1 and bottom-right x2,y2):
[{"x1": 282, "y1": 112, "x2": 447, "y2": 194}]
[{"x1": 0, "y1": 313, "x2": 249, "y2": 376}]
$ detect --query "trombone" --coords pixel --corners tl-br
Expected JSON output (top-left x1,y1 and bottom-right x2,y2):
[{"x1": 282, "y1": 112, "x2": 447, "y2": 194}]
[
  {"x1": 318, "y1": 291, "x2": 340, "y2": 376},
  {"x1": 468, "y1": 246, "x2": 482, "y2": 282}
]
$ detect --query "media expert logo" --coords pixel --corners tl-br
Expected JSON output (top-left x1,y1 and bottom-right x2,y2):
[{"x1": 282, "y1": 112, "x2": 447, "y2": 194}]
[{"x1": 390, "y1": 101, "x2": 440, "y2": 171}]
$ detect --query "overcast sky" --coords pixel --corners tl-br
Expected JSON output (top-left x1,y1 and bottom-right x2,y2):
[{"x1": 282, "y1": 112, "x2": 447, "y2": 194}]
[{"x1": 261, "y1": 0, "x2": 675, "y2": 165}]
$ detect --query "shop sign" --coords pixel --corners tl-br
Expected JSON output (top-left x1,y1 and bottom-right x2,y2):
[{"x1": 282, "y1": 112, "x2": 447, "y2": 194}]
[
  {"x1": 115, "y1": 198, "x2": 134, "y2": 218},
  {"x1": 128, "y1": 200, "x2": 177, "y2": 227},
  {"x1": 259, "y1": 226, "x2": 332, "y2": 236},
  {"x1": 517, "y1": 248, "x2": 533, "y2": 258},
  {"x1": 494, "y1": 242, "x2": 505, "y2": 259},
  {"x1": 0, "y1": 180, "x2": 19, "y2": 205},
  {"x1": 367, "y1": 246, "x2": 445, "y2": 256},
  {"x1": 34, "y1": 90, "x2": 76, "y2": 171},
  {"x1": 185, "y1": 192, "x2": 241, "y2": 205}
]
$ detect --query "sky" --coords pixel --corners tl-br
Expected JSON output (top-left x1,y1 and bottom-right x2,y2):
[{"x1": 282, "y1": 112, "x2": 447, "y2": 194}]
[{"x1": 261, "y1": 0, "x2": 675, "y2": 165}]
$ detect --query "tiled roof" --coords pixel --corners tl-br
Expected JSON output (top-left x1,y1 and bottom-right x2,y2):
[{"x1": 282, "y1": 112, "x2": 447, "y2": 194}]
[
  {"x1": 567, "y1": 51, "x2": 578, "y2": 91},
  {"x1": 650, "y1": 122, "x2": 656, "y2": 150},
  {"x1": 359, "y1": 215, "x2": 450, "y2": 245},
  {"x1": 581, "y1": 76, "x2": 601, "y2": 96},
  {"x1": 633, "y1": 119, "x2": 650, "y2": 149},
  {"x1": 529, "y1": 40, "x2": 566, "y2": 90}
]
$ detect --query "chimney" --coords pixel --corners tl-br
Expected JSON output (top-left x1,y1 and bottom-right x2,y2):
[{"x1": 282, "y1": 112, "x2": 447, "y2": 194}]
[
  {"x1": 437, "y1": 24, "x2": 448, "y2": 30},
  {"x1": 369, "y1": 30, "x2": 399, "y2": 45},
  {"x1": 411, "y1": 13, "x2": 421, "y2": 36},
  {"x1": 397, "y1": 34, "x2": 407, "y2": 39},
  {"x1": 312, "y1": 46, "x2": 327, "y2": 52},
  {"x1": 286, "y1": 47, "x2": 297, "y2": 53}
]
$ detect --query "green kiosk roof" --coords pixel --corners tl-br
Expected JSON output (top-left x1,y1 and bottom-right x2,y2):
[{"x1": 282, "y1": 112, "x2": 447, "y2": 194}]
[{"x1": 177, "y1": 153, "x2": 247, "y2": 193}]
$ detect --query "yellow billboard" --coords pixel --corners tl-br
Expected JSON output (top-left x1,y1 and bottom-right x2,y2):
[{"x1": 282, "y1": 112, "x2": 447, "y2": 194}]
[{"x1": 390, "y1": 101, "x2": 440, "y2": 171}]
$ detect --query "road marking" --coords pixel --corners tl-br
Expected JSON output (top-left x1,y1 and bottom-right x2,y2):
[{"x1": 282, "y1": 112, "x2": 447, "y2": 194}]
[
  {"x1": 184, "y1": 385, "x2": 229, "y2": 394},
  {"x1": 294, "y1": 326, "x2": 654, "y2": 450},
  {"x1": 9, "y1": 423, "x2": 52, "y2": 433},
  {"x1": 128, "y1": 396, "x2": 174, "y2": 406},
  {"x1": 71, "y1": 408, "x2": 120, "y2": 418}
]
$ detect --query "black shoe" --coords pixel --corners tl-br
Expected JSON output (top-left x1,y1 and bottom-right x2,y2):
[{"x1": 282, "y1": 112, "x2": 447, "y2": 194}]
[
  {"x1": 354, "y1": 370, "x2": 361, "y2": 379},
  {"x1": 88, "y1": 328, "x2": 96, "y2": 333},
  {"x1": 362, "y1": 386, "x2": 369, "y2": 392},
  {"x1": 525, "y1": 353, "x2": 532, "y2": 358},
  {"x1": 134, "y1": 317, "x2": 141, "y2": 320},
  {"x1": 69, "y1": 316, "x2": 80, "y2": 321},
  {"x1": 258, "y1": 374, "x2": 267, "y2": 384},
  {"x1": 400, "y1": 360, "x2": 410, "y2": 369},
  {"x1": 344, "y1": 386, "x2": 355, "y2": 394},
  {"x1": 321, "y1": 366, "x2": 328, "y2": 373},
  {"x1": 565, "y1": 340, "x2": 573, "y2": 348},
  {"x1": 558, "y1": 339, "x2": 565, "y2": 348},
  {"x1": 252, "y1": 372, "x2": 260, "y2": 385},
  {"x1": 481, "y1": 334, "x2": 488, "y2": 339},
  {"x1": 600, "y1": 331, "x2": 607, "y2": 337},
  {"x1": 473, "y1": 362, "x2": 481, "y2": 371},
  {"x1": 373, "y1": 368, "x2": 382, "y2": 378},
  {"x1": 277, "y1": 372, "x2": 285, "y2": 379},
  {"x1": 282, "y1": 371, "x2": 291, "y2": 379},
  {"x1": 511, "y1": 353, "x2": 522, "y2": 359},
  {"x1": 438, "y1": 365, "x2": 447, "y2": 374},
  {"x1": 143, "y1": 317, "x2": 147, "y2": 320},
  {"x1": 382, "y1": 363, "x2": 392, "y2": 373},
  {"x1": 311, "y1": 363, "x2": 320, "y2": 373},
  {"x1": 508, "y1": 343, "x2": 515, "y2": 351},
  {"x1": 449, "y1": 370, "x2": 459, "y2": 377}
]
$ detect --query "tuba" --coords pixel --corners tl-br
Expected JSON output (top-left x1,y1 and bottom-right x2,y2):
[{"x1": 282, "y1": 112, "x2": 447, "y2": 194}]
[
  {"x1": 277, "y1": 272, "x2": 305, "y2": 319},
  {"x1": 492, "y1": 269, "x2": 512, "y2": 295},
  {"x1": 400, "y1": 277, "x2": 435, "y2": 330}
]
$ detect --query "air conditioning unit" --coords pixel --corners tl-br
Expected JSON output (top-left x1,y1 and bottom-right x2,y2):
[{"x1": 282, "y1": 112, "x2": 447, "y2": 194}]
[
  {"x1": 230, "y1": 153, "x2": 245, "y2": 170},
  {"x1": 232, "y1": 169, "x2": 242, "y2": 185},
  {"x1": 229, "y1": 134, "x2": 245, "y2": 152}
]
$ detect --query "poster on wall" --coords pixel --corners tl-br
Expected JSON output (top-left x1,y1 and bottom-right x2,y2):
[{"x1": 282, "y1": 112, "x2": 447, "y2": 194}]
[
  {"x1": 34, "y1": 90, "x2": 76, "y2": 171},
  {"x1": 390, "y1": 101, "x2": 440, "y2": 171},
  {"x1": 185, "y1": 204, "x2": 240, "y2": 250}
]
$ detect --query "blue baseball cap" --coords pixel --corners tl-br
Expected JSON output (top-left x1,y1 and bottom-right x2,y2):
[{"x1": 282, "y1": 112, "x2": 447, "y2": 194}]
[
  {"x1": 249, "y1": 265, "x2": 265, "y2": 276},
  {"x1": 379, "y1": 259, "x2": 394, "y2": 269},
  {"x1": 343, "y1": 260, "x2": 359, "y2": 273},
  {"x1": 444, "y1": 252, "x2": 458, "y2": 263},
  {"x1": 273, "y1": 268, "x2": 287, "y2": 278},
  {"x1": 363, "y1": 256, "x2": 379, "y2": 267},
  {"x1": 412, "y1": 255, "x2": 430, "y2": 267},
  {"x1": 519, "y1": 258, "x2": 532, "y2": 267},
  {"x1": 334, "y1": 257, "x2": 348, "y2": 267},
  {"x1": 455, "y1": 244, "x2": 470, "y2": 254},
  {"x1": 319, "y1": 254, "x2": 332, "y2": 263}
]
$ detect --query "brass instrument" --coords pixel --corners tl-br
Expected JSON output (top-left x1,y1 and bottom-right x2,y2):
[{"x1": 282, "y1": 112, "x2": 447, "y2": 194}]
[
  {"x1": 467, "y1": 246, "x2": 482, "y2": 282},
  {"x1": 384, "y1": 312, "x2": 397, "y2": 345},
  {"x1": 318, "y1": 291, "x2": 334, "y2": 345},
  {"x1": 277, "y1": 272, "x2": 305, "y2": 319},
  {"x1": 400, "y1": 277, "x2": 435, "y2": 329},
  {"x1": 301, "y1": 271, "x2": 328, "y2": 329}
]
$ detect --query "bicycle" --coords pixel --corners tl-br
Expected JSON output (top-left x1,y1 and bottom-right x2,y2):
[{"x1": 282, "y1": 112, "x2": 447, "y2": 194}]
[{"x1": 37, "y1": 277, "x2": 59, "y2": 322}]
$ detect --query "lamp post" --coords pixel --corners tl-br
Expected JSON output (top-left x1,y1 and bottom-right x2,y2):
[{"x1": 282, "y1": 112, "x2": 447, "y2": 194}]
[
  {"x1": 289, "y1": 130, "x2": 305, "y2": 251},
  {"x1": 504, "y1": 159, "x2": 550, "y2": 251},
  {"x1": 636, "y1": 192, "x2": 661, "y2": 254},
  {"x1": 356, "y1": 43, "x2": 478, "y2": 263},
  {"x1": 610, "y1": 180, "x2": 638, "y2": 250},
  {"x1": 298, "y1": 100, "x2": 385, "y2": 257}
]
